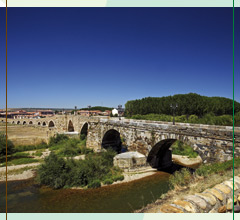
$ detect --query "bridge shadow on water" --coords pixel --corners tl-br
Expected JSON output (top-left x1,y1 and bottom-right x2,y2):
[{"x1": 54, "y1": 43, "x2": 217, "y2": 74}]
[{"x1": 157, "y1": 162, "x2": 196, "y2": 174}]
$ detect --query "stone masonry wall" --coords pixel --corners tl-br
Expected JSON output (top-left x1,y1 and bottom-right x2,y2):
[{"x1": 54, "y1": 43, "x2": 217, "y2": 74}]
[
  {"x1": 86, "y1": 118, "x2": 240, "y2": 163},
  {"x1": 158, "y1": 175, "x2": 240, "y2": 213}
]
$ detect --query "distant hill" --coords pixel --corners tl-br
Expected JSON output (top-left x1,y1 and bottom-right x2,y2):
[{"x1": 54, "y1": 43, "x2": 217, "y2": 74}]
[{"x1": 125, "y1": 93, "x2": 240, "y2": 117}]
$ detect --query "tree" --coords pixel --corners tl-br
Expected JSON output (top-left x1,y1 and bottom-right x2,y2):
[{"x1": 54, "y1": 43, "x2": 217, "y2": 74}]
[{"x1": 0, "y1": 132, "x2": 15, "y2": 157}]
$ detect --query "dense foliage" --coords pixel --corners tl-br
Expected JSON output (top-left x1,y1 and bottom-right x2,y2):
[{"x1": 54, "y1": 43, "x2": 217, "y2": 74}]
[
  {"x1": 37, "y1": 150, "x2": 124, "y2": 189},
  {"x1": 125, "y1": 93, "x2": 240, "y2": 117},
  {"x1": 171, "y1": 141, "x2": 198, "y2": 158},
  {"x1": 129, "y1": 113, "x2": 238, "y2": 126},
  {"x1": 80, "y1": 106, "x2": 113, "y2": 112},
  {"x1": 48, "y1": 134, "x2": 93, "y2": 157},
  {"x1": 0, "y1": 132, "x2": 15, "y2": 157}
]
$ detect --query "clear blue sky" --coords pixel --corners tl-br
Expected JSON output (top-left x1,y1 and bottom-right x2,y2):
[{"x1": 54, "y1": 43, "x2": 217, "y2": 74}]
[{"x1": 0, "y1": 7, "x2": 239, "y2": 109}]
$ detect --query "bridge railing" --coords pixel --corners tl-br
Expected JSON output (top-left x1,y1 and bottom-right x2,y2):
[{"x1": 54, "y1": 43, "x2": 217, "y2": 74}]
[{"x1": 99, "y1": 118, "x2": 240, "y2": 132}]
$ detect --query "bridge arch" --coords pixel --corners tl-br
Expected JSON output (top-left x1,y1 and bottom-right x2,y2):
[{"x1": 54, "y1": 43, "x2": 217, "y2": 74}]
[
  {"x1": 80, "y1": 122, "x2": 88, "y2": 139},
  {"x1": 147, "y1": 139, "x2": 176, "y2": 169},
  {"x1": 12, "y1": 121, "x2": 15, "y2": 124},
  {"x1": 49, "y1": 121, "x2": 55, "y2": 128},
  {"x1": 37, "y1": 122, "x2": 41, "y2": 126},
  {"x1": 29, "y1": 121, "x2": 33, "y2": 125},
  {"x1": 147, "y1": 138, "x2": 200, "y2": 169},
  {"x1": 42, "y1": 122, "x2": 46, "y2": 126},
  {"x1": 68, "y1": 120, "x2": 74, "y2": 132},
  {"x1": 17, "y1": 121, "x2": 20, "y2": 124},
  {"x1": 101, "y1": 129, "x2": 122, "y2": 153},
  {"x1": 23, "y1": 121, "x2": 27, "y2": 125}
]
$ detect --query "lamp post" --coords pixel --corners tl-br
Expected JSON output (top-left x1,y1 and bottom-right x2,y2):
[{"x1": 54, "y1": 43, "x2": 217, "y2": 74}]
[
  {"x1": 170, "y1": 103, "x2": 178, "y2": 125},
  {"x1": 87, "y1": 105, "x2": 91, "y2": 117},
  {"x1": 118, "y1": 104, "x2": 122, "y2": 120}
]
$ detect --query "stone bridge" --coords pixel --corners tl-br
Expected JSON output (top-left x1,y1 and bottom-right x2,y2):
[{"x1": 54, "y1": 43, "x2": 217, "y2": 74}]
[{"x1": 5, "y1": 116, "x2": 240, "y2": 168}]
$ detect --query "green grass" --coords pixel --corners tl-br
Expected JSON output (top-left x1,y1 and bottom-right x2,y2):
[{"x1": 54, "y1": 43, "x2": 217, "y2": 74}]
[
  {"x1": 12, "y1": 152, "x2": 30, "y2": 158},
  {"x1": 33, "y1": 149, "x2": 44, "y2": 157},
  {"x1": 171, "y1": 140, "x2": 198, "y2": 158},
  {"x1": 169, "y1": 158, "x2": 240, "y2": 189},
  {"x1": 0, "y1": 165, "x2": 37, "y2": 177},
  {"x1": 1, "y1": 158, "x2": 39, "y2": 167},
  {"x1": 49, "y1": 136, "x2": 93, "y2": 157},
  {"x1": 15, "y1": 142, "x2": 48, "y2": 152}
]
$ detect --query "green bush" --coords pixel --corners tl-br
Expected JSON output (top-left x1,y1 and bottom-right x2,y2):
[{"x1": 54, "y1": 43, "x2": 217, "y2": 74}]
[
  {"x1": 49, "y1": 134, "x2": 69, "y2": 146},
  {"x1": 169, "y1": 168, "x2": 192, "y2": 189},
  {"x1": 171, "y1": 141, "x2": 198, "y2": 158},
  {"x1": 38, "y1": 150, "x2": 123, "y2": 189},
  {"x1": 80, "y1": 134, "x2": 86, "y2": 140},
  {"x1": 103, "y1": 178, "x2": 113, "y2": 185},
  {"x1": 112, "y1": 175, "x2": 124, "y2": 182},
  {"x1": 195, "y1": 158, "x2": 240, "y2": 177},
  {"x1": 128, "y1": 112, "x2": 237, "y2": 127},
  {"x1": 38, "y1": 152, "x2": 70, "y2": 189},
  {"x1": 0, "y1": 132, "x2": 15, "y2": 157},
  {"x1": 88, "y1": 180, "x2": 101, "y2": 188}
]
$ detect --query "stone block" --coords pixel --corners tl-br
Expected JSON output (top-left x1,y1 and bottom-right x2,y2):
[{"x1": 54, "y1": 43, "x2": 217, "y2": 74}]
[
  {"x1": 204, "y1": 188, "x2": 224, "y2": 201},
  {"x1": 159, "y1": 204, "x2": 184, "y2": 213},
  {"x1": 197, "y1": 192, "x2": 217, "y2": 205},
  {"x1": 184, "y1": 195, "x2": 207, "y2": 210},
  {"x1": 173, "y1": 200, "x2": 196, "y2": 213},
  {"x1": 214, "y1": 184, "x2": 231, "y2": 194},
  {"x1": 218, "y1": 205, "x2": 226, "y2": 213},
  {"x1": 227, "y1": 199, "x2": 233, "y2": 210},
  {"x1": 223, "y1": 180, "x2": 238, "y2": 190}
]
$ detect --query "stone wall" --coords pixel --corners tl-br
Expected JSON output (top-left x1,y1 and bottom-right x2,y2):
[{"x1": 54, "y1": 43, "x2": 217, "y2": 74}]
[
  {"x1": 158, "y1": 175, "x2": 240, "y2": 213},
  {"x1": 5, "y1": 116, "x2": 240, "y2": 163},
  {"x1": 86, "y1": 118, "x2": 240, "y2": 163}
]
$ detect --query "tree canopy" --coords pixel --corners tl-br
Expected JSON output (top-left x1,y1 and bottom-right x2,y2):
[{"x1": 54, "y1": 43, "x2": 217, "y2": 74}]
[
  {"x1": 80, "y1": 106, "x2": 113, "y2": 112},
  {"x1": 125, "y1": 93, "x2": 240, "y2": 117}
]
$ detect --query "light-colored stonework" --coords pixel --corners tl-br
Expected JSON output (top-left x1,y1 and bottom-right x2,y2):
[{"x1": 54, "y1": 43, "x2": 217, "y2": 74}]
[
  {"x1": 6, "y1": 116, "x2": 240, "y2": 164},
  {"x1": 158, "y1": 174, "x2": 240, "y2": 213}
]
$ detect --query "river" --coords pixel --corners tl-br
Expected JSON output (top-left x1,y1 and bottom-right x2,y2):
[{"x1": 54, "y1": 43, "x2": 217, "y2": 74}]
[{"x1": 0, "y1": 171, "x2": 170, "y2": 213}]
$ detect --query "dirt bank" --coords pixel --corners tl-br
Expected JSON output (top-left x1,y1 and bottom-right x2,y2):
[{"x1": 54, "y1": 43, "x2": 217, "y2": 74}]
[{"x1": 135, "y1": 167, "x2": 240, "y2": 213}]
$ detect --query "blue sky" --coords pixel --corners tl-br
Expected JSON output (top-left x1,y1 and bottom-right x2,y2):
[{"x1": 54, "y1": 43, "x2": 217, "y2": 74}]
[{"x1": 0, "y1": 7, "x2": 239, "y2": 109}]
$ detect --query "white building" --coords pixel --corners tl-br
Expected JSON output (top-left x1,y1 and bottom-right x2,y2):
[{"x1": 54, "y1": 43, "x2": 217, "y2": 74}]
[{"x1": 112, "y1": 108, "x2": 118, "y2": 116}]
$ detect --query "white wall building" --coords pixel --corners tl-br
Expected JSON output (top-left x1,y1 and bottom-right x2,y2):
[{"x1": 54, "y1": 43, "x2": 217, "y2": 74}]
[{"x1": 112, "y1": 108, "x2": 118, "y2": 116}]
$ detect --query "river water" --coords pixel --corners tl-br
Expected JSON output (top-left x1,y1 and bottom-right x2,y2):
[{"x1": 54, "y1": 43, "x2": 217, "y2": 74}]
[{"x1": 0, "y1": 171, "x2": 170, "y2": 213}]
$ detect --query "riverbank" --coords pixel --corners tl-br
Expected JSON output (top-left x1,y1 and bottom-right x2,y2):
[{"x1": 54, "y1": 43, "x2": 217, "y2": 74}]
[
  {"x1": 0, "y1": 154, "x2": 199, "y2": 184},
  {"x1": 136, "y1": 167, "x2": 240, "y2": 213}
]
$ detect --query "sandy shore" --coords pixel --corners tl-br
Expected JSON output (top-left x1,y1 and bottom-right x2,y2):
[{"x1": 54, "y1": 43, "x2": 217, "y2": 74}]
[{"x1": 0, "y1": 163, "x2": 40, "y2": 182}]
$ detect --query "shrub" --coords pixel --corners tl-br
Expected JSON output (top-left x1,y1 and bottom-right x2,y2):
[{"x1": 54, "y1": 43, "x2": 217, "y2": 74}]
[
  {"x1": 88, "y1": 180, "x2": 101, "y2": 188},
  {"x1": 38, "y1": 151, "x2": 123, "y2": 189},
  {"x1": 0, "y1": 132, "x2": 15, "y2": 157},
  {"x1": 103, "y1": 178, "x2": 113, "y2": 185},
  {"x1": 38, "y1": 152, "x2": 70, "y2": 189},
  {"x1": 49, "y1": 134, "x2": 69, "y2": 146},
  {"x1": 112, "y1": 175, "x2": 124, "y2": 182},
  {"x1": 80, "y1": 134, "x2": 86, "y2": 140},
  {"x1": 171, "y1": 140, "x2": 198, "y2": 158},
  {"x1": 169, "y1": 168, "x2": 192, "y2": 189}
]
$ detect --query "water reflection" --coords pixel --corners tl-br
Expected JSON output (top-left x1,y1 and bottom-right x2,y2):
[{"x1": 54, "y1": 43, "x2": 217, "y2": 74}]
[{"x1": 0, "y1": 172, "x2": 170, "y2": 213}]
